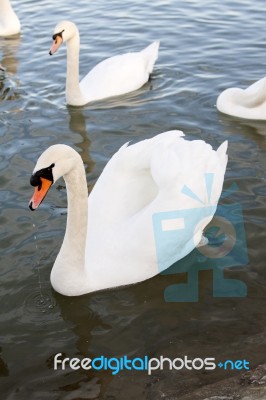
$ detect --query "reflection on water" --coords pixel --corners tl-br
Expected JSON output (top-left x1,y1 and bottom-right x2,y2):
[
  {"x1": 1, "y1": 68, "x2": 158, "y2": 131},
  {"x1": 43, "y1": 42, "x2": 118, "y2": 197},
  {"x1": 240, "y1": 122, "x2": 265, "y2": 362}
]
[
  {"x1": 0, "y1": 36, "x2": 21, "y2": 74},
  {"x1": 0, "y1": 35, "x2": 21, "y2": 102},
  {"x1": 1, "y1": 0, "x2": 266, "y2": 398},
  {"x1": 0, "y1": 347, "x2": 9, "y2": 377},
  {"x1": 67, "y1": 106, "x2": 95, "y2": 177}
]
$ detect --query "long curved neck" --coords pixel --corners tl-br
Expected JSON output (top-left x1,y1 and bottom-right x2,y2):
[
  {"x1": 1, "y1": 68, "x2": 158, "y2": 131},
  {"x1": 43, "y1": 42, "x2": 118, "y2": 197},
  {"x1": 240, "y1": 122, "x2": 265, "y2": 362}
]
[
  {"x1": 51, "y1": 156, "x2": 89, "y2": 295},
  {"x1": 65, "y1": 31, "x2": 86, "y2": 106},
  {"x1": 64, "y1": 162, "x2": 88, "y2": 258}
]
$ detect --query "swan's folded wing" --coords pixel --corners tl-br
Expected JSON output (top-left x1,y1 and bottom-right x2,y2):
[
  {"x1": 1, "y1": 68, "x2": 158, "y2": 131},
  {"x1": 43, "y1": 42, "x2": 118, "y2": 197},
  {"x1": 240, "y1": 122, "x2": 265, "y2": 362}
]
[
  {"x1": 242, "y1": 77, "x2": 266, "y2": 107},
  {"x1": 79, "y1": 44, "x2": 159, "y2": 103}
]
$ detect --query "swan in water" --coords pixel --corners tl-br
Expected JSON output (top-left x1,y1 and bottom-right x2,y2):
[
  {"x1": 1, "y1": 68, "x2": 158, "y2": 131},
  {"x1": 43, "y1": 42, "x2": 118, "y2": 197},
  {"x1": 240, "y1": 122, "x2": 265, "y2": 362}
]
[
  {"x1": 29, "y1": 131, "x2": 228, "y2": 296},
  {"x1": 0, "y1": 0, "x2": 20, "y2": 36},
  {"x1": 217, "y1": 77, "x2": 266, "y2": 120},
  {"x1": 49, "y1": 20, "x2": 160, "y2": 106}
]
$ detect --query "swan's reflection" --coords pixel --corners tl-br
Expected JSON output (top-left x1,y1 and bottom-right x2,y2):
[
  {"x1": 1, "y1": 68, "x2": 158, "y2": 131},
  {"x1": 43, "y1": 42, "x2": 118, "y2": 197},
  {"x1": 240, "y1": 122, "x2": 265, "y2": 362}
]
[
  {"x1": 51, "y1": 276, "x2": 165, "y2": 358},
  {"x1": 0, "y1": 35, "x2": 20, "y2": 75},
  {"x1": 0, "y1": 36, "x2": 20, "y2": 100},
  {"x1": 0, "y1": 347, "x2": 9, "y2": 377},
  {"x1": 67, "y1": 106, "x2": 95, "y2": 182},
  {"x1": 218, "y1": 112, "x2": 266, "y2": 179},
  {"x1": 218, "y1": 111, "x2": 266, "y2": 142},
  {"x1": 46, "y1": 284, "x2": 152, "y2": 398}
]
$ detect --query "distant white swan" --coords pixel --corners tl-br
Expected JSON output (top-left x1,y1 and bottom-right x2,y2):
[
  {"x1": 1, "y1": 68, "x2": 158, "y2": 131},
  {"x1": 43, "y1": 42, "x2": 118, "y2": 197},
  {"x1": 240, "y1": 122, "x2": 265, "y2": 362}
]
[
  {"x1": 49, "y1": 20, "x2": 160, "y2": 106},
  {"x1": 217, "y1": 77, "x2": 266, "y2": 120},
  {"x1": 0, "y1": 0, "x2": 20, "y2": 36},
  {"x1": 29, "y1": 131, "x2": 228, "y2": 296}
]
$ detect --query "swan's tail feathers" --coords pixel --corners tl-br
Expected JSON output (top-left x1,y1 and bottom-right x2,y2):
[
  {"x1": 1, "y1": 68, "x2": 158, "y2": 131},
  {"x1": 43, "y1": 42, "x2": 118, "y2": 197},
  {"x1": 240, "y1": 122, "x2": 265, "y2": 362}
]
[
  {"x1": 150, "y1": 138, "x2": 229, "y2": 201},
  {"x1": 216, "y1": 140, "x2": 228, "y2": 166},
  {"x1": 111, "y1": 130, "x2": 184, "y2": 175},
  {"x1": 141, "y1": 41, "x2": 160, "y2": 74},
  {"x1": 155, "y1": 130, "x2": 184, "y2": 140}
]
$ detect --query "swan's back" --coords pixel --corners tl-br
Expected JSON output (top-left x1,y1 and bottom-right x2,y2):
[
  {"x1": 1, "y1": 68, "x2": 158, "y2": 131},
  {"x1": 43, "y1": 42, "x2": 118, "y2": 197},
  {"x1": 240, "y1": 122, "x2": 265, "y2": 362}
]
[
  {"x1": 86, "y1": 131, "x2": 228, "y2": 291},
  {"x1": 217, "y1": 77, "x2": 266, "y2": 119},
  {"x1": 89, "y1": 130, "x2": 227, "y2": 219},
  {"x1": 80, "y1": 41, "x2": 160, "y2": 103}
]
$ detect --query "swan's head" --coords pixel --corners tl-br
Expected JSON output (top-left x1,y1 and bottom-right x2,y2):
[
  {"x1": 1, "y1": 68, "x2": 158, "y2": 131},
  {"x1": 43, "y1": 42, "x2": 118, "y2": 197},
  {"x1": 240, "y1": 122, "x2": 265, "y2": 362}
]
[
  {"x1": 49, "y1": 21, "x2": 78, "y2": 55},
  {"x1": 29, "y1": 144, "x2": 81, "y2": 211}
]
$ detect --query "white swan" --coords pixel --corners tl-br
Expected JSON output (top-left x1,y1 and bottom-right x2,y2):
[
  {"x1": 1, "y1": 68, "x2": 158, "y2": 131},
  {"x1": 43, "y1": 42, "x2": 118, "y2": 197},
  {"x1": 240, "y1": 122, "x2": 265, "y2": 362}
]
[
  {"x1": 217, "y1": 77, "x2": 266, "y2": 120},
  {"x1": 29, "y1": 131, "x2": 228, "y2": 296},
  {"x1": 0, "y1": 0, "x2": 20, "y2": 36},
  {"x1": 49, "y1": 21, "x2": 160, "y2": 106}
]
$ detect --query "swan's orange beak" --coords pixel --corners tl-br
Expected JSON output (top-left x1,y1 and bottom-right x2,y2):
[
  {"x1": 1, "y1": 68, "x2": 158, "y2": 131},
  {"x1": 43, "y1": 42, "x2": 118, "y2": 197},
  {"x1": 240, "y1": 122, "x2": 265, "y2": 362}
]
[
  {"x1": 29, "y1": 177, "x2": 53, "y2": 211},
  {"x1": 49, "y1": 34, "x2": 63, "y2": 55}
]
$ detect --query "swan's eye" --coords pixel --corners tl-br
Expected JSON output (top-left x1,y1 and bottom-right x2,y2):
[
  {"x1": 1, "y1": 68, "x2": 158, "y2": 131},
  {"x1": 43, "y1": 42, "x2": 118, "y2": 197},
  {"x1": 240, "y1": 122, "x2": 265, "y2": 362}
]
[
  {"x1": 30, "y1": 163, "x2": 55, "y2": 190},
  {"x1": 52, "y1": 29, "x2": 64, "y2": 41},
  {"x1": 30, "y1": 174, "x2": 41, "y2": 189}
]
